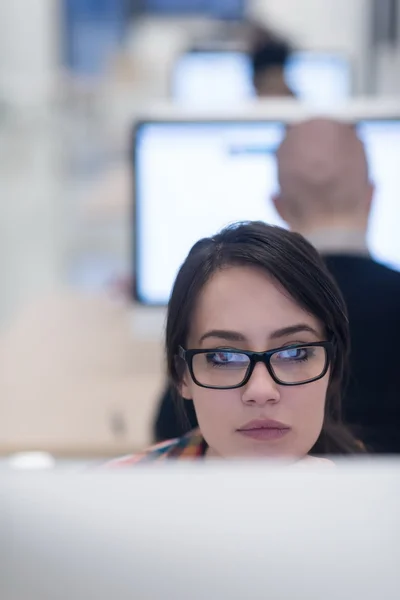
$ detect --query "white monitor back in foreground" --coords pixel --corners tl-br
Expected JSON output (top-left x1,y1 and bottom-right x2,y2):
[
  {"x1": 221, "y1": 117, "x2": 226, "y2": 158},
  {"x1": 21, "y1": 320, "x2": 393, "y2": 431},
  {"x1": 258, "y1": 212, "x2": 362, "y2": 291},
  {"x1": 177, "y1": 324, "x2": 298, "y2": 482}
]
[{"x1": 2, "y1": 462, "x2": 399, "y2": 600}]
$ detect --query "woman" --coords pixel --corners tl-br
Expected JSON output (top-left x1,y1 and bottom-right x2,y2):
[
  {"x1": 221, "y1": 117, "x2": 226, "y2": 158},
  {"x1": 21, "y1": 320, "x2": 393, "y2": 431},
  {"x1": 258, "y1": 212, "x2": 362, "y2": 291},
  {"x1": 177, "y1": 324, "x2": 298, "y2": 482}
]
[{"x1": 114, "y1": 221, "x2": 362, "y2": 465}]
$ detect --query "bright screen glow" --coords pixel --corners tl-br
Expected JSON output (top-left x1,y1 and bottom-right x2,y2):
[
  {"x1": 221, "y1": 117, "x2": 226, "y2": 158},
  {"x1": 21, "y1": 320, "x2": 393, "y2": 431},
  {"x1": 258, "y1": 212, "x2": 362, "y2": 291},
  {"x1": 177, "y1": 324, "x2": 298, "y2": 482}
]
[
  {"x1": 285, "y1": 51, "x2": 351, "y2": 108},
  {"x1": 172, "y1": 51, "x2": 254, "y2": 108}
]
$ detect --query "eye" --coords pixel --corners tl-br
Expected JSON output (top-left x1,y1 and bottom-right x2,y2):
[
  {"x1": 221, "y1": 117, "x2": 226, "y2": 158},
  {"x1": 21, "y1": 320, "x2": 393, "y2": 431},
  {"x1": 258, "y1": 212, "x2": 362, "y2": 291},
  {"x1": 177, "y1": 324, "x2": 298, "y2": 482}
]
[
  {"x1": 274, "y1": 347, "x2": 313, "y2": 362},
  {"x1": 205, "y1": 351, "x2": 249, "y2": 368}
]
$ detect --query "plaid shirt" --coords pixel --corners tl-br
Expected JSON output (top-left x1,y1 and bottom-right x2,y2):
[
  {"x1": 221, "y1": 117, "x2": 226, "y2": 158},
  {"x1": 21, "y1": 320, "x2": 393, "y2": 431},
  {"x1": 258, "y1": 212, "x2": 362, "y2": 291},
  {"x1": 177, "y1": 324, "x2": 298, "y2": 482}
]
[{"x1": 106, "y1": 429, "x2": 206, "y2": 467}]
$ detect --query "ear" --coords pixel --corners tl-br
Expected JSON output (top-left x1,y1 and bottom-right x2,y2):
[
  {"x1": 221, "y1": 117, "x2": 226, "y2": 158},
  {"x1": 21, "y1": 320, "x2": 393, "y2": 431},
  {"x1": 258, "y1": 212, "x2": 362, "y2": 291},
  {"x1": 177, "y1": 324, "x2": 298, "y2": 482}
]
[
  {"x1": 175, "y1": 354, "x2": 192, "y2": 400},
  {"x1": 272, "y1": 193, "x2": 286, "y2": 222},
  {"x1": 366, "y1": 181, "x2": 375, "y2": 212},
  {"x1": 179, "y1": 374, "x2": 192, "y2": 401}
]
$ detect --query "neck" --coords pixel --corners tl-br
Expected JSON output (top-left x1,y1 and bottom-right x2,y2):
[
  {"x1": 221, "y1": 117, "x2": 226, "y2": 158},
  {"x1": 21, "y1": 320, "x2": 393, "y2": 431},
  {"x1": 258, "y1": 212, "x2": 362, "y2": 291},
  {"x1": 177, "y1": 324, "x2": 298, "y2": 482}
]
[
  {"x1": 205, "y1": 445, "x2": 220, "y2": 459},
  {"x1": 298, "y1": 225, "x2": 369, "y2": 256}
]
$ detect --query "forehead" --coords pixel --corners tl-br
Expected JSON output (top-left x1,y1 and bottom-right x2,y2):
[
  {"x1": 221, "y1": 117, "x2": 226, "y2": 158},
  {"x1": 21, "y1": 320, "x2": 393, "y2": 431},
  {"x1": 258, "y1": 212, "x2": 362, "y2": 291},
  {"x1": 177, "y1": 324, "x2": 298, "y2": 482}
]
[{"x1": 188, "y1": 266, "x2": 322, "y2": 344}]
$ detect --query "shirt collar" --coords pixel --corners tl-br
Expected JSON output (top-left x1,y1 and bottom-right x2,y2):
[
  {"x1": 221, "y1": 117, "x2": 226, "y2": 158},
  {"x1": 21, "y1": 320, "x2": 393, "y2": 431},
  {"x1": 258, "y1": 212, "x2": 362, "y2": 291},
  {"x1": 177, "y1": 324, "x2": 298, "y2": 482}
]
[{"x1": 304, "y1": 228, "x2": 369, "y2": 257}]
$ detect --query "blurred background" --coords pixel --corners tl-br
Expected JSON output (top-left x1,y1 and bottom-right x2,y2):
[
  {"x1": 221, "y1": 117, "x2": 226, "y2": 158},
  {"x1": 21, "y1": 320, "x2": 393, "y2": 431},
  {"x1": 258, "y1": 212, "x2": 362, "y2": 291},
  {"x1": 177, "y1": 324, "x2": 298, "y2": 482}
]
[{"x1": 0, "y1": 0, "x2": 399, "y2": 468}]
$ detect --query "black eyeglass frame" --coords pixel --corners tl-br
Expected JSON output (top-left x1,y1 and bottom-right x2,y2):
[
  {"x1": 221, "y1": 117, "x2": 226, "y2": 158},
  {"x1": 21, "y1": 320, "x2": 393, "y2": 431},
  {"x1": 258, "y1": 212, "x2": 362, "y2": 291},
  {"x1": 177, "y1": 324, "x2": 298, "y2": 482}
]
[{"x1": 178, "y1": 341, "x2": 334, "y2": 389}]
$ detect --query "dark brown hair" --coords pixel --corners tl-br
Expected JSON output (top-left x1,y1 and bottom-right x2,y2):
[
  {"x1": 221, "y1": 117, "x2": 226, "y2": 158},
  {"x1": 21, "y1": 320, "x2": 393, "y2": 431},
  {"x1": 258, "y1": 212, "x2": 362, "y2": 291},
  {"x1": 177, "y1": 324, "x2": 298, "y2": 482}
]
[
  {"x1": 166, "y1": 221, "x2": 362, "y2": 454},
  {"x1": 251, "y1": 39, "x2": 292, "y2": 76}
]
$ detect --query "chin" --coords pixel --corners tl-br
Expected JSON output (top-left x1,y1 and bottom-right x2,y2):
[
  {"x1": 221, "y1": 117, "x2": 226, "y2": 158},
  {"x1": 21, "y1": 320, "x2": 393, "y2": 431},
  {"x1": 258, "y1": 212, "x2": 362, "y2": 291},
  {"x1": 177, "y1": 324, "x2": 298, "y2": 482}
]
[{"x1": 228, "y1": 440, "x2": 300, "y2": 461}]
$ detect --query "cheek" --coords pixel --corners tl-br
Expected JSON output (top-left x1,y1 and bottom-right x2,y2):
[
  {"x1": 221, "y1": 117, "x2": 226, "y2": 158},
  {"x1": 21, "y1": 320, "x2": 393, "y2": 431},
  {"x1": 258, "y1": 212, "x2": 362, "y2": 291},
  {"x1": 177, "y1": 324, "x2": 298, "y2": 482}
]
[
  {"x1": 289, "y1": 378, "x2": 328, "y2": 433},
  {"x1": 191, "y1": 388, "x2": 240, "y2": 432}
]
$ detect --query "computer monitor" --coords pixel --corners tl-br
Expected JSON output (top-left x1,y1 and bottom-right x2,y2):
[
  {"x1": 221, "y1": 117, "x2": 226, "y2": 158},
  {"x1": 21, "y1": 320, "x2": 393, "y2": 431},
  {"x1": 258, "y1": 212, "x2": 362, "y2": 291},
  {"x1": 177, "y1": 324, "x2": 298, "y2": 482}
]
[
  {"x1": 171, "y1": 49, "x2": 352, "y2": 108},
  {"x1": 2, "y1": 464, "x2": 399, "y2": 600},
  {"x1": 134, "y1": 117, "x2": 400, "y2": 306}
]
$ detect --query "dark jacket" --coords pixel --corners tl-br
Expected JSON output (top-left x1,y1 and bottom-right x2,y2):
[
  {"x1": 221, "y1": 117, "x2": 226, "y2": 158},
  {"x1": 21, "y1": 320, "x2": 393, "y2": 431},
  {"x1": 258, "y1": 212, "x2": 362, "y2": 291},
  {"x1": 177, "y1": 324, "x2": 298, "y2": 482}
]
[{"x1": 324, "y1": 254, "x2": 400, "y2": 453}]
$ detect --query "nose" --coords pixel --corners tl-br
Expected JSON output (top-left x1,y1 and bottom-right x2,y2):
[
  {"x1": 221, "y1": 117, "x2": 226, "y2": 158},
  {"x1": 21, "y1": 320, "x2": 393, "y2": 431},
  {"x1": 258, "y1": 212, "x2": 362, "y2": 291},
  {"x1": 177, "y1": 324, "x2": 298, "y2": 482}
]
[{"x1": 241, "y1": 362, "x2": 281, "y2": 406}]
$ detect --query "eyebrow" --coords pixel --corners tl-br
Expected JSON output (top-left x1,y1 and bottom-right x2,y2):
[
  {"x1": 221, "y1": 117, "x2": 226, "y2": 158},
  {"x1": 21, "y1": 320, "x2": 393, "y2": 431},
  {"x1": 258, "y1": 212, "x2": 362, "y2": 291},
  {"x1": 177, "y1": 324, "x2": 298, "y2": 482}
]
[
  {"x1": 270, "y1": 324, "x2": 320, "y2": 339},
  {"x1": 199, "y1": 324, "x2": 320, "y2": 345},
  {"x1": 199, "y1": 330, "x2": 246, "y2": 344}
]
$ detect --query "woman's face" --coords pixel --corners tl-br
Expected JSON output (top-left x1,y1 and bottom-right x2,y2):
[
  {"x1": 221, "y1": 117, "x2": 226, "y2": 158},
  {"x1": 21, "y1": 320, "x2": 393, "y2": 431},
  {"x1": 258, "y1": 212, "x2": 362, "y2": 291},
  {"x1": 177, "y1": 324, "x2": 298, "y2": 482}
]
[{"x1": 180, "y1": 266, "x2": 330, "y2": 459}]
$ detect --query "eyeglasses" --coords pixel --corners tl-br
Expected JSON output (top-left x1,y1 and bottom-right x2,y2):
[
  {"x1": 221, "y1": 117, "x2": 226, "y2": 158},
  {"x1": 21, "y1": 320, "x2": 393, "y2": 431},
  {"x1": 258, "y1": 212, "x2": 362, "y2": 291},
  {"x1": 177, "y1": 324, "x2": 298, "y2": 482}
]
[{"x1": 178, "y1": 342, "x2": 333, "y2": 390}]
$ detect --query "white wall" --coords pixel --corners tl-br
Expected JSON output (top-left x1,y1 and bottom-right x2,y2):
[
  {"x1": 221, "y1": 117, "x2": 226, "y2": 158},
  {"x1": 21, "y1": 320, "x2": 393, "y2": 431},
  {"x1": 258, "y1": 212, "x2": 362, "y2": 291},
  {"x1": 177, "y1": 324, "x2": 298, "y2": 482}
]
[
  {"x1": 251, "y1": 0, "x2": 365, "y2": 49},
  {"x1": 0, "y1": 0, "x2": 61, "y2": 107}
]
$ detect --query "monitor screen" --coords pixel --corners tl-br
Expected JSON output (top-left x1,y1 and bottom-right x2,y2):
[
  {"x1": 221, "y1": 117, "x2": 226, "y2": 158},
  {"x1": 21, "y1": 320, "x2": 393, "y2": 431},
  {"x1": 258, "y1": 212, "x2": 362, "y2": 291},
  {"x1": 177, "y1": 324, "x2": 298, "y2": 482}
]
[
  {"x1": 134, "y1": 118, "x2": 400, "y2": 305},
  {"x1": 171, "y1": 51, "x2": 254, "y2": 108},
  {"x1": 135, "y1": 121, "x2": 285, "y2": 304},
  {"x1": 359, "y1": 120, "x2": 400, "y2": 272},
  {"x1": 171, "y1": 50, "x2": 352, "y2": 109},
  {"x1": 285, "y1": 51, "x2": 352, "y2": 108}
]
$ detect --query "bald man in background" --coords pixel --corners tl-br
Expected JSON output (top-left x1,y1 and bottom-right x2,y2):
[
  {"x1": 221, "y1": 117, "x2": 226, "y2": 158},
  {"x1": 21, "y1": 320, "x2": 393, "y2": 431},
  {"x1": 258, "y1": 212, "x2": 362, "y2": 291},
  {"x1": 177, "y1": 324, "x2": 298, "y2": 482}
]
[{"x1": 273, "y1": 118, "x2": 400, "y2": 453}]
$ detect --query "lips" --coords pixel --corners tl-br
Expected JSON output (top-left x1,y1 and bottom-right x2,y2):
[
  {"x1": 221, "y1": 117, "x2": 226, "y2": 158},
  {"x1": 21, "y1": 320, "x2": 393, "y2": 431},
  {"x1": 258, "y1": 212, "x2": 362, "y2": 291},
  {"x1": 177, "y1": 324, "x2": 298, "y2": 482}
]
[{"x1": 237, "y1": 419, "x2": 291, "y2": 441}]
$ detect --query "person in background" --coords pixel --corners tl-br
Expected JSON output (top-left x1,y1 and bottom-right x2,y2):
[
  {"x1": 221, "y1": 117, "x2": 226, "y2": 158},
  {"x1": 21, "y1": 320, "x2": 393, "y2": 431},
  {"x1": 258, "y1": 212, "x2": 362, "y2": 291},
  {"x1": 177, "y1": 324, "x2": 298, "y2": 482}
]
[
  {"x1": 272, "y1": 118, "x2": 400, "y2": 453},
  {"x1": 250, "y1": 38, "x2": 296, "y2": 98},
  {"x1": 112, "y1": 221, "x2": 362, "y2": 464}
]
